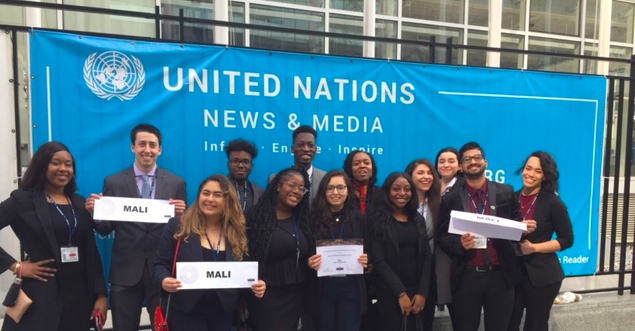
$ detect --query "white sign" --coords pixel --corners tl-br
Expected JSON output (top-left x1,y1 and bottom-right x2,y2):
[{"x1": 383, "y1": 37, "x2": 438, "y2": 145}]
[
  {"x1": 176, "y1": 261, "x2": 259, "y2": 290},
  {"x1": 449, "y1": 210, "x2": 527, "y2": 241},
  {"x1": 316, "y1": 241, "x2": 364, "y2": 277},
  {"x1": 93, "y1": 196, "x2": 174, "y2": 223}
]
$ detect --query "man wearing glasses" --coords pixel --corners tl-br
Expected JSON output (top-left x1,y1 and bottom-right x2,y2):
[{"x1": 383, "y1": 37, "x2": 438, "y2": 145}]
[
  {"x1": 225, "y1": 139, "x2": 264, "y2": 210},
  {"x1": 436, "y1": 142, "x2": 535, "y2": 331}
]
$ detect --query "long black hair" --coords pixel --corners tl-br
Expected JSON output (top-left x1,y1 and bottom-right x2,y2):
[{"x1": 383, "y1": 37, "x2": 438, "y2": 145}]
[
  {"x1": 245, "y1": 166, "x2": 312, "y2": 266},
  {"x1": 405, "y1": 158, "x2": 441, "y2": 233},
  {"x1": 515, "y1": 151, "x2": 560, "y2": 194},
  {"x1": 21, "y1": 141, "x2": 77, "y2": 195},
  {"x1": 368, "y1": 172, "x2": 426, "y2": 241},
  {"x1": 311, "y1": 170, "x2": 360, "y2": 239}
]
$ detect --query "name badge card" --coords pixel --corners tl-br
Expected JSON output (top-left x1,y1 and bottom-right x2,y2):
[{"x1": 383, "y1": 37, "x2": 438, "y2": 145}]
[
  {"x1": 94, "y1": 197, "x2": 175, "y2": 223},
  {"x1": 60, "y1": 246, "x2": 79, "y2": 263},
  {"x1": 449, "y1": 210, "x2": 527, "y2": 241},
  {"x1": 176, "y1": 261, "x2": 259, "y2": 290}
]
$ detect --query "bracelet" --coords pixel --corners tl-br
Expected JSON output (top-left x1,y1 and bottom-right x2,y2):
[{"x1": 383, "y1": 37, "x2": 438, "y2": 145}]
[{"x1": 12, "y1": 262, "x2": 21, "y2": 275}]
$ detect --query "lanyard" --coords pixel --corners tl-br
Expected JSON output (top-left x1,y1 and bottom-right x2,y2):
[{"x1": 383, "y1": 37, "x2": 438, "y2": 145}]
[
  {"x1": 204, "y1": 227, "x2": 223, "y2": 262},
  {"x1": 330, "y1": 220, "x2": 346, "y2": 240},
  {"x1": 278, "y1": 217, "x2": 300, "y2": 271},
  {"x1": 468, "y1": 190, "x2": 489, "y2": 215},
  {"x1": 138, "y1": 172, "x2": 157, "y2": 199},
  {"x1": 235, "y1": 181, "x2": 248, "y2": 210},
  {"x1": 518, "y1": 194, "x2": 539, "y2": 220},
  {"x1": 45, "y1": 192, "x2": 78, "y2": 245}
]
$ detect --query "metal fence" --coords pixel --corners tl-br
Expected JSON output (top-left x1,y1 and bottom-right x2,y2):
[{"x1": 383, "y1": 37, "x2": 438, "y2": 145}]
[{"x1": 1, "y1": 0, "x2": 634, "y2": 311}]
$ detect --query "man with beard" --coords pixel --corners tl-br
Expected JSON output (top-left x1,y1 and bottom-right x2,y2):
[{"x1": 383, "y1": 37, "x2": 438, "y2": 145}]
[
  {"x1": 225, "y1": 139, "x2": 264, "y2": 211},
  {"x1": 436, "y1": 142, "x2": 535, "y2": 331},
  {"x1": 270, "y1": 125, "x2": 325, "y2": 203}
]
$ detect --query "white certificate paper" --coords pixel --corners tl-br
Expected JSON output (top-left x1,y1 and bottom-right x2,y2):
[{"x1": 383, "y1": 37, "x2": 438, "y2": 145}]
[
  {"x1": 176, "y1": 261, "x2": 259, "y2": 290},
  {"x1": 93, "y1": 196, "x2": 175, "y2": 223},
  {"x1": 316, "y1": 239, "x2": 364, "y2": 277},
  {"x1": 449, "y1": 210, "x2": 527, "y2": 241}
]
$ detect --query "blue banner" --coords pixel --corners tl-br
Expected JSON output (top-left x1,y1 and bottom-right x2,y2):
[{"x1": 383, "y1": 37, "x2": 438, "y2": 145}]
[{"x1": 30, "y1": 30, "x2": 605, "y2": 276}]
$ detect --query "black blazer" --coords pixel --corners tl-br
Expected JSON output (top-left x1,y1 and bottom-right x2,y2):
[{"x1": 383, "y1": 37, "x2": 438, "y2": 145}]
[
  {"x1": 437, "y1": 181, "x2": 523, "y2": 292},
  {"x1": 371, "y1": 213, "x2": 432, "y2": 298},
  {"x1": 516, "y1": 191, "x2": 574, "y2": 287},
  {"x1": 306, "y1": 212, "x2": 369, "y2": 318},
  {"x1": 0, "y1": 189, "x2": 107, "y2": 331},
  {"x1": 153, "y1": 217, "x2": 242, "y2": 315},
  {"x1": 95, "y1": 166, "x2": 187, "y2": 286}
]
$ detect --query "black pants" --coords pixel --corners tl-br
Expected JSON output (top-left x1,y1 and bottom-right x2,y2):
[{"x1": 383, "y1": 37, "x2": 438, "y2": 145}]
[
  {"x1": 508, "y1": 279, "x2": 561, "y2": 331},
  {"x1": 453, "y1": 268, "x2": 514, "y2": 331},
  {"x1": 110, "y1": 264, "x2": 160, "y2": 331}
]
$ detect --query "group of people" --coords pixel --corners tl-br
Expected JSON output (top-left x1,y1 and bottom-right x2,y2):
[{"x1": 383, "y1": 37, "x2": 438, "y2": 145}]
[{"x1": 0, "y1": 123, "x2": 574, "y2": 331}]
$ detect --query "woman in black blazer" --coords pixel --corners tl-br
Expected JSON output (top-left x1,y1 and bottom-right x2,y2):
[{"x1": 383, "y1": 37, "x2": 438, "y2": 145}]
[
  {"x1": 369, "y1": 172, "x2": 432, "y2": 331},
  {"x1": 306, "y1": 170, "x2": 368, "y2": 331},
  {"x1": 508, "y1": 151, "x2": 574, "y2": 331},
  {"x1": 153, "y1": 174, "x2": 266, "y2": 331},
  {"x1": 0, "y1": 142, "x2": 107, "y2": 331}
]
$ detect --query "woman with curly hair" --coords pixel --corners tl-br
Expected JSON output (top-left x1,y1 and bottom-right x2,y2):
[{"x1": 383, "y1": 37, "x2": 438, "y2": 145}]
[
  {"x1": 153, "y1": 174, "x2": 266, "y2": 331},
  {"x1": 245, "y1": 167, "x2": 313, "y2": 331},
  {"x1": 306, "y1": 170, "x2": 368, "y2": 331},
  {"x1": 343, "y1": 151, "x2": 381, "y2": 215},
  {"x1": 369, "y1": 172, "x2": 432, "y2": 331}
]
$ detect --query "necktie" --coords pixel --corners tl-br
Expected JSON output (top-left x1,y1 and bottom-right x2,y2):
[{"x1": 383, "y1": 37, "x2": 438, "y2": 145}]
[
  {"x1": 141, "y1": 174, "x2": 152, "y2": 199},
  {"x1": 476, "y1": 189, "x2": 491, "y2": 265}
]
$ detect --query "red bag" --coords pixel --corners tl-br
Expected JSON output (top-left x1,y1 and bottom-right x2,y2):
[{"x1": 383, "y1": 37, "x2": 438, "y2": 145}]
[{"x1": 153, "y1": 238, "x2": 182, "y2": 331}]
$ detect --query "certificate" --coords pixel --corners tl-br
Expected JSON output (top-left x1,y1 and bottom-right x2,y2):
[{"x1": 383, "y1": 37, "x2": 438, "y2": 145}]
[
  {"x1": 176, "y1": 261, "x2": 259, "y2": 290},
  {"x1": 93, "y1": 196, "x2": 175, "y2": 223},
  {"x1": 316, "y1": 239, "x2": 364, "y2": 277},
  {"x1": 449, "y1": 210, "x2": 527, "y2": 241}
]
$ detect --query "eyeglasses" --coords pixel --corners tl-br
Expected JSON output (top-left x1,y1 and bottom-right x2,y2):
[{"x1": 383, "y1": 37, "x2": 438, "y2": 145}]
[
  {"x1": 229, "y1": 158, "x2": 252, "y2": 166},
  {"x1": 461, "y1": 154, "x2": 484, "y2": 163},
  {"x1": 326, "y1": 185, "x2": 347, "y2": 193},
  {"x1": 284, "y1": 181, "x2": 309, "y2": 195}
]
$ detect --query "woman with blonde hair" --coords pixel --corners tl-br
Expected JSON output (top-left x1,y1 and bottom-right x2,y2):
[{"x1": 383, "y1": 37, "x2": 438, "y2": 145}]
[{"x1": 153, "y1": 174, "x2": 266, "y2": 331}]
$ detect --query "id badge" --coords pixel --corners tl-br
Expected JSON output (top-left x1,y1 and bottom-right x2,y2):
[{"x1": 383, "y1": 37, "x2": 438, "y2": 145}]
[
  {"x1": 474, "y1": 236, "x2": 487, "y2": 249},
  {"x1": 61, "y1": 246, "x2": 79, "y2": 263}
]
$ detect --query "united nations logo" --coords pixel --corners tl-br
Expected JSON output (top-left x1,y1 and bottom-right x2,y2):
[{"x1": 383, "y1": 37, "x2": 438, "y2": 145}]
[
  {"x1": 98, "y1": 198, "x2": 117, "y2": 216},
  {"x1": 179, "y1": 265, "x2": 199, "y2": 284},
  {"x1": 83, "y1": 51, "x2": 145, "y2": 101}
]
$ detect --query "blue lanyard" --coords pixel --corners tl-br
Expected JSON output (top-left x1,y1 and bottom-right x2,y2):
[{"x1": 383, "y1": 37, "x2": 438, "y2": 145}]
[
  {"x1": 518, "y1": 194, "x2": 539, "y2": 220},
  {"x1": 205, "y1": 227, "x2": 223, "y2": 262},
  {"x1": 235, "y1": 181, "x2": 248, "y2": 210},
  {"x1": 330, "y1": 219, "x2": 346, "y2": 240},
  {"x1": 468, "y1": 190, "x2": 489, "y2": 215},
  {"x1": 45, "y1": 192, "x2": 78, "y2": 245}
]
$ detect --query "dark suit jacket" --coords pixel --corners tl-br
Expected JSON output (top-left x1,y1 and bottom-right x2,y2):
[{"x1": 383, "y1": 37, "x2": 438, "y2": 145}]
[
  {"x1": 516, "y1": 191, "x2": 574, "y2": 287},
  {"x1": 0, "y1": 189, "x2": 107, "y2": 331},
  {"x1": 371, "y1": 213, "x2": 432, "y2": 298},
  {"x1": 153, "y1": 218, "x2": 242, "y2": 315},
  {"x1": 437, "y1": 180, "x2": 522, "y2": 292},
  {"x1": 95, "y1": 166, "x2": 187, "y2": 286}
]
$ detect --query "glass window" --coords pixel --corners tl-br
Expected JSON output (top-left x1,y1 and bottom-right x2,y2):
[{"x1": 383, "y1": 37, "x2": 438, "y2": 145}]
[
  {"x1": 263, "y1": 0, "x2": 324, "y2": 8},
  {"x1": 161, "y1": 0, "x2": 214, "y2": 43},
  {"x1": 377, "y1": 0, "x2": 398, "y2": 16},
  {"x1": 611, "y1": 1, "x2": 634, "y2": 43},
  {"x1": 502, "y1": 0, "x2": 525, "y2": 30},
  {"x1": 585, "y1": 0, "x2": 599, "y2": 39},
  {"x1": 466, "y1": 30, "x2": 487, "y2": 67},
  {"x1": 527, "y1": 37, "x2": 580, "y2": 73},
  {"x1": 608, "y1": 45, "x2": 632, "y2": 77},
  {"x1": 64, "y1": 0, "x2": 156, "y2": 37},
  {"x1": 529, "y1": 0, "x2": 580, "y2": 36},
  {"x1": 500, "y1": 33, "x2": 524, "y2": 69},
  {"x1": 583, "y1": 42, "x2": 599, "y2": 74},
  {"x1": 468, "y1": 0, "x2": 488, "y2": 27},
  {"x1": 400, "y1": 23, "x2": 462, "y2": 64},
  {"x1": 329, "y1": 14, "x2": 363, "y2": 57},
  {"x1": 250, "y1": 5, "x2": 324, "y2": 53},
  {"x1": 375, "y1": 19, "x2": 397, "y2": 59},
  {"x1": 0, "y1": 5, "x2": 24, "y2": 26},
  {"x1": 331, "y1": 0, "x2": 363, "y2": 12},
  {"x1": 229, "y1": 2, "x2": 244, "y2": 46},
  {"x1": 402, "y1": 0, "x2": 464, "y2": 24}
]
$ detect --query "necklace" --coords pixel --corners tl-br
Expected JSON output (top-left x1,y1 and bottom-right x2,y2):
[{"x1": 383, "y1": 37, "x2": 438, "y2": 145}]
[{"x1": 520, "y1": 194, "x2": 539, "y2": 209}]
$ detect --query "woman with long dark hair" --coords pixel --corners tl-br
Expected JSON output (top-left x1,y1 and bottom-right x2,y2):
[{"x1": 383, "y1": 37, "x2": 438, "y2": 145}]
[
  {"x1": 343, "y1": 151, "x2": 380, "y2": 215},
  {"x1": 245, "y1": 167, "x2": 313, "y2": 331},
  {"x1": 435, "y1": 147, "x2": 462, "y2": 195},
  {"x1": 306, "y1": 170, "x2": 368, "y2": 331},
  {"x1": 369, "y1": 172, "x2": 432, "y2": 331},
  {"x1": 0, "y1": 142, "x2": 108, "y2": 331},
  {"x1": 405, "y1": 159, "x2": 440, "y2": 330},
  {"x1": 153, "y1": 174, "x2": 266, "y2": 330},
  {"x1": 508, "y1": 152, "x2": 574, "y2": 331}
]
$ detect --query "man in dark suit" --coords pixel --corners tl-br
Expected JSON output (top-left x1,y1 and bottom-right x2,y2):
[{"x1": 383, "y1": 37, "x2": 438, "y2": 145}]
[
  {"x1": 437, "y1": 142, "x2": 535, "y2": 331},
  {"x1": 225, "y1": 139, "x2": 264, "y2": 211},
  {"x1": 269, "y1": 125, "x2": 325, "y2": 203},
  {"x1": 86, "y1": 124, "x2": 187, "y2": 330}
]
